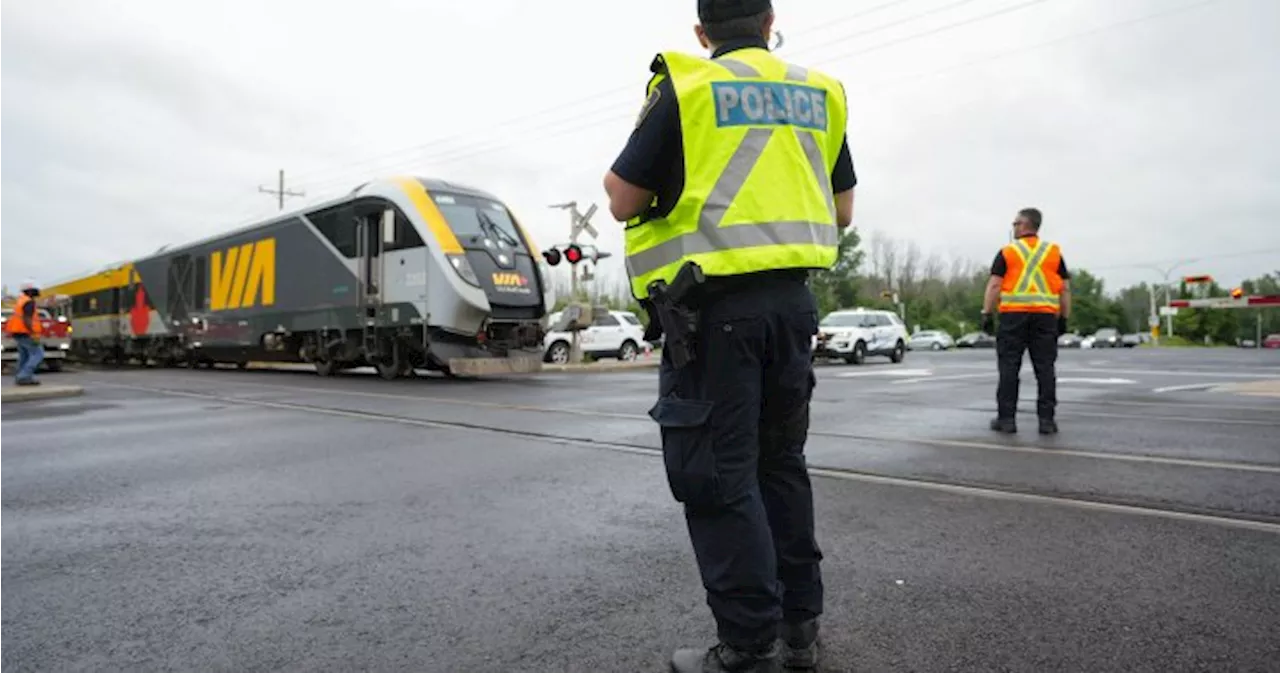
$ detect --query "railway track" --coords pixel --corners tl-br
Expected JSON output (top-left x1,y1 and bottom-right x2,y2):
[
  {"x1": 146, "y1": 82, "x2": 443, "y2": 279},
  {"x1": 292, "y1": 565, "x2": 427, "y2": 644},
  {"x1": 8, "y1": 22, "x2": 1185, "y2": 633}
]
[{"x1": 89, "y1": 377, "x2": 1280, "y2": 534}]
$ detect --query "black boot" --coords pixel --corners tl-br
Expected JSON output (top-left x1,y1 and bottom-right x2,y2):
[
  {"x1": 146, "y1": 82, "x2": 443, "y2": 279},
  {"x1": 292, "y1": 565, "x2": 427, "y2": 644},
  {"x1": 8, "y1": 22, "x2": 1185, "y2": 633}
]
[
  {"x1": 780, "y1": 619, "x2": 820, "y2": 670},
  {"x1": 670, "y1": 641, "x2": 781, "y2": 673},
  {"x1": 1038, "y1": 417, "x2": 1058, "y2": 435},
  {"x1": 989, "y1": 417, "x2": 1016, "y2": 434}
]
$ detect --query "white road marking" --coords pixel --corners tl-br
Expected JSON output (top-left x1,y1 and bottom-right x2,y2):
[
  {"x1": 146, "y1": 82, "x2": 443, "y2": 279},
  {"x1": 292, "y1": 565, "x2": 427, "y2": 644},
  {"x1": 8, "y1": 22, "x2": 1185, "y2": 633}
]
[
  {"x1": 810, "y1": 430, "x2": 1280, "y2": 474},
  {"x1": 893, "y1": 372, "x2": 993, "y2": 385},
  {"x1": 1154, "y1": 383, "x2": 1226, "y2": 393},
  {"x1": 91, "y1": 381, "x2": 1280, "y2": 535},
  {"x1": 808, "y1": 468, "x2": 1280, "y2": 535},
  {"x1": 942, "y1": 364, "x2": 1279, "y2": 379},
  {"x1": 1057, "y1": 377, "x2": 1136, "y2": 385},
  {"x1": 835, "y1": 368, "x2": 933, "y2": 378}
]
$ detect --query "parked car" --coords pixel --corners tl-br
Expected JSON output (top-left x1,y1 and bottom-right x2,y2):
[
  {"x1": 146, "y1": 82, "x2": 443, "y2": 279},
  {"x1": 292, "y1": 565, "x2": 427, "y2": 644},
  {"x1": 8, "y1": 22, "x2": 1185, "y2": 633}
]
[
  {"x1": 907, "y1": 330, "x2": 955, "y2": 351},
  {"x1": 1058, "y1": 332, "x2": 1084, "y2": 348},
  {"x1": 813, "y1": 308, "x2": 909, "y2": 364},
  {"x1": 1263, "y1": 334, "x2": 1280, "y2": 349},
  {"x1": 1090, "y1": 328, "x2": 1122, "y2": 348},
  {"x1": 1121, "y1": 333, "x2": 1150, "y2": 348},
  {"x1": 542, "y1": 309, "x2": 648, "y2": 364},
  {"x1": 956, "y1": 332, "x2": 996, "y2": 348},
  {"x1": 1, "y1": 307, "x2": 71, "y2": 372}
]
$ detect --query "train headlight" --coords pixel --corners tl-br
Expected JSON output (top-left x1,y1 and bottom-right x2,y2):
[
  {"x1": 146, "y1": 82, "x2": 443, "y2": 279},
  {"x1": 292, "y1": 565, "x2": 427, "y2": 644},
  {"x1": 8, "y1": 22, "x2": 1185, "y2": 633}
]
[{"x1": 447, "y1": 254, "x2": 480, "y2": 286}]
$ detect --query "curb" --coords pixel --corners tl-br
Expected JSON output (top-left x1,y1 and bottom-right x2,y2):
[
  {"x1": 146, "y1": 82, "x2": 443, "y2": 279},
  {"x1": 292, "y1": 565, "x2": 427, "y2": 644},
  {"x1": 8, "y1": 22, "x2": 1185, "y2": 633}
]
[
  {"x1": 1, "y1": 384, "x2": 86, "y2": 404},
  {"x1": 542, "y1": 360, "x2": 661, "y2": 373}
]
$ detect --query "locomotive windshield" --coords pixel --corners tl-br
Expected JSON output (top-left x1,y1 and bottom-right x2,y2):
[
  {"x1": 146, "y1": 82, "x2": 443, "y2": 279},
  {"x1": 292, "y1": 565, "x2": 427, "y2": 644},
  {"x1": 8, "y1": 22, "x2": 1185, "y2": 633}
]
[{"x1": 433, "y1": 193, "x2": 525, "y2": 250}]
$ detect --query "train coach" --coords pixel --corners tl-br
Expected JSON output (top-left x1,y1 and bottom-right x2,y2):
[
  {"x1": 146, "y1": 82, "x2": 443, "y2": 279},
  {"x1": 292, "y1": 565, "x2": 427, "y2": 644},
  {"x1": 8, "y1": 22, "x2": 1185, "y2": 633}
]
[{"x1": 45, "y1": 177, "x2": 553, "y2": 378}]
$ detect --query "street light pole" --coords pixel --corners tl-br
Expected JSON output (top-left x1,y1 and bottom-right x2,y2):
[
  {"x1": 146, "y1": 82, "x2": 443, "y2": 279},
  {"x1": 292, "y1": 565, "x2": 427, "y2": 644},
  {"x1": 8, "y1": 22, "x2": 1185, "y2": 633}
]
[{"x1": 1137, "y1": 258, "x2": 1199, "y2": 342}]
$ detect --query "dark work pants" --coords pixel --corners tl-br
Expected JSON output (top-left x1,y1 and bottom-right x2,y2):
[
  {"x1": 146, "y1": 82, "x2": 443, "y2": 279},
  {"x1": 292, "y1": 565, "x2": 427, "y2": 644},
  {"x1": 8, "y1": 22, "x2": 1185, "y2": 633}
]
[
  {"x1": 995, "y1": 311, "x2": 1059, "y2": 420},
  {"x1": 650, "y1": 275, "x2": 822, "y2": 649}
]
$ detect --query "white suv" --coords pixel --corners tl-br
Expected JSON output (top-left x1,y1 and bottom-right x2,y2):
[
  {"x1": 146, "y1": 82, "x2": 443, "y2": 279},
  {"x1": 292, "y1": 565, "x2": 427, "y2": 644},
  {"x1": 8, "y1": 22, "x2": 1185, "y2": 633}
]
[
  {"x1": 813, "y1": 308, "x2": 909, "y2": 365},
  {"x1": 543, "y1": 309, "x2": 649, "y2": 364}
]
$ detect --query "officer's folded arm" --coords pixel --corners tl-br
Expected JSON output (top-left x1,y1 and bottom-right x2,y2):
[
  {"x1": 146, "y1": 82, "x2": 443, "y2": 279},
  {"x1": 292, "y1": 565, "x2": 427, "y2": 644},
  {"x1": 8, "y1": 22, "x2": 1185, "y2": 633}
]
[{"x1": 603, "y1": 171, "x2": 654, "y2": 222}]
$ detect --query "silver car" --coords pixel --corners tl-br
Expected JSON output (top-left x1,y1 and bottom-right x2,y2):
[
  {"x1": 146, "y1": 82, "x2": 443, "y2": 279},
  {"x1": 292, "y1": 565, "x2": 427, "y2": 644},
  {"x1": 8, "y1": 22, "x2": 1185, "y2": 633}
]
[{"x1": 907, "y1": 330, "x2": 955, "y2": 351}]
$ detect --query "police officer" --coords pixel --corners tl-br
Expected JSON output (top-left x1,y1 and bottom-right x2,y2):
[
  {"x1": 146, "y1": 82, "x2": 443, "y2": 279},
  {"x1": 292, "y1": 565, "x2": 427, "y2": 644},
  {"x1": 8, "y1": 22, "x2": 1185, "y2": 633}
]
[
  {"x1": 603, "y1": 1, "x2": 855, "y2": 671},
  {"x1": 7, "y1": 279, "x2": 47, "y2": 386},
  {"x1": 980, "y1": 208, "x2": 1072, "y2": 435}
]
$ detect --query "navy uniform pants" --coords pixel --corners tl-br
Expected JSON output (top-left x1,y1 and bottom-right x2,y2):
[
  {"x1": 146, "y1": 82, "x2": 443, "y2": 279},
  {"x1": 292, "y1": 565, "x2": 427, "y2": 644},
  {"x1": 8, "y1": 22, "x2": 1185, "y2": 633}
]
[
  {"x1": 995, "y1": 311, "x2": 1059, "y2": 420},
  {"x1": 649, "y1": 272, "x2": 823, "y2": 649}
]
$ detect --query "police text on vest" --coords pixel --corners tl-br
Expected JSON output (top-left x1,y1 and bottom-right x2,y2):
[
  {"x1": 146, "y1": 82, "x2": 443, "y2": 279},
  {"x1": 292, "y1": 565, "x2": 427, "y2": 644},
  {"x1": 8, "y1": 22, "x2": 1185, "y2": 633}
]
[{"x1": 712, "y1": 82, "x2": 827, "y2": 131}]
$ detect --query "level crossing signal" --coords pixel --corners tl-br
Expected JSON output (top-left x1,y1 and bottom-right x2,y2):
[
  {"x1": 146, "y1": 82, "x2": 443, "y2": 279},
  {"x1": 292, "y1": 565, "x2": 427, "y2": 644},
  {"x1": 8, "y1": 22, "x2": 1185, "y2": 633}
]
[{"x1": 542, "y1": 243, "x2": 611, "y2": 267}]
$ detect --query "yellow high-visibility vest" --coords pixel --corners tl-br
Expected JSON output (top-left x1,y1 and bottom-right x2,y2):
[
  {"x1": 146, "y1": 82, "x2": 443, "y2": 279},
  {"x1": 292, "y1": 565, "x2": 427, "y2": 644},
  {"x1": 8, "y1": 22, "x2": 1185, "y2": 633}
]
[{"x1": 624, "y1": 47, "x2": 847, "y2": 299}]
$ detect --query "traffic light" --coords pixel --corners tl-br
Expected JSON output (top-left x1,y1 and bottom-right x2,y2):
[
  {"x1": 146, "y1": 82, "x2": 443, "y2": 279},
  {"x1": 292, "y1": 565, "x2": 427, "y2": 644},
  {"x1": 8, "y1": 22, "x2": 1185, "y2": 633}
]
[
  {"x1": 541, "y1": 248, "x2": 562, "y2": 266},
  {"x1": 1230, "y1": 287, "x2": 1244, "y2": 299},
  {"x1": 564, "y1": 243, "x2": 584, "y2": 264}
]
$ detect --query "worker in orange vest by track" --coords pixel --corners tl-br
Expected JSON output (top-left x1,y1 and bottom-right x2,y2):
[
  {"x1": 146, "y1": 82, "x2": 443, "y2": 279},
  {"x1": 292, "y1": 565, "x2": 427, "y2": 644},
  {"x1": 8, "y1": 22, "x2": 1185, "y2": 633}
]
[
  {"x1": 980, "y1": 208, "x2": 1072, "y2": 435},
  {"x1": 7, "y1": 279, "x2": 47, "y2": 386}
]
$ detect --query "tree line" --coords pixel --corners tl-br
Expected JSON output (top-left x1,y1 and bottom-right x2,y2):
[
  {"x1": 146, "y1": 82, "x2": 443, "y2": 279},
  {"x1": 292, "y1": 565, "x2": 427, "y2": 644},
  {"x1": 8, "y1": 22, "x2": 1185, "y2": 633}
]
[{"x1": 549, "y1": 229, "x2": 1279, "y2": 345}]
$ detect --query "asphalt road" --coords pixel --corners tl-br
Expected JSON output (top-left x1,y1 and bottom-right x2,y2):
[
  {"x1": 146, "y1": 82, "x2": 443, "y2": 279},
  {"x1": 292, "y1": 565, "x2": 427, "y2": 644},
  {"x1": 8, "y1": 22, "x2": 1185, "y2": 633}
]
[{"x1": 4, "y1": 347, "x2": 1280, "y2": 672}]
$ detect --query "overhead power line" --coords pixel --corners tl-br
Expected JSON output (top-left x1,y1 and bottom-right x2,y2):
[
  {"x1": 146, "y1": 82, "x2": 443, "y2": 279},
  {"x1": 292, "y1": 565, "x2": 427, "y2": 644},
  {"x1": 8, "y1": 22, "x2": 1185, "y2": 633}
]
[
  {"x1": 212, "y1": 0, "x2": 1233, "y2": 234},
  {"x1": 282, "y1": 0, "x2": 1007, "y2": 188},
  {"x1": 297, "y1": 0, "x2": 1226, "y2": 196}
]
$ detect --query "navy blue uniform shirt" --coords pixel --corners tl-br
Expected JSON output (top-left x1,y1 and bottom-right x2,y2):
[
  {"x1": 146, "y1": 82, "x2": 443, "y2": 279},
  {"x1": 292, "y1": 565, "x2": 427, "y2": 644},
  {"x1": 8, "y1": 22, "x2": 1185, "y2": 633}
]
[{"x1": 610, "y1": 37, "x2": 857, "y2": 222}]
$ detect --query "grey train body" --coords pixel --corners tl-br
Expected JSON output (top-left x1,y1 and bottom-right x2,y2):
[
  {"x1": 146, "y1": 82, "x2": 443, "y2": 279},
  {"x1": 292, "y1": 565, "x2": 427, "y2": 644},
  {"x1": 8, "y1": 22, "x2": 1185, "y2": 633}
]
[{"x1": 54, "y1": 178, "x2": 552, "y2": 378}]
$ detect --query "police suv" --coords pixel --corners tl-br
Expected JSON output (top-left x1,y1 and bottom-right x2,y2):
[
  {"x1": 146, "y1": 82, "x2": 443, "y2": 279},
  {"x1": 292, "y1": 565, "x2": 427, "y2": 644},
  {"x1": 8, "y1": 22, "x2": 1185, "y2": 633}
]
[{"x1": 813, "y1": 308, "x2": 909, "y2": 365}]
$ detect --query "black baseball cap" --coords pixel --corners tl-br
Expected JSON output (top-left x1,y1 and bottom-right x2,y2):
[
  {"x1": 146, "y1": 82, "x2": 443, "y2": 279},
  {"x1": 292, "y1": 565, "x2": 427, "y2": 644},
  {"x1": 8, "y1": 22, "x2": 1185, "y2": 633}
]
[{"x1": 698, "y1": 0, "x2": 773, "y2": 23}]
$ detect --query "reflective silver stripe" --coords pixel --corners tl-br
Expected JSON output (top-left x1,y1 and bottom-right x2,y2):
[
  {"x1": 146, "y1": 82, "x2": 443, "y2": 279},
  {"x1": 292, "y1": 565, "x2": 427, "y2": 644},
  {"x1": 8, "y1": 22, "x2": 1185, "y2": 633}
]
[
  {"x1": 716, "y1": 58, "x2": 761, "y2": 78},
  {"x1": 784, "y1": 62, "x2": 836, "y2": 222},
  {"x1": 628, "y1": 220, "x2": 838, "y2": 277},
  {"x1": 797, "y1": 132, "x2": 837, "y2": 224},
  {"x1": 1014, "y1": 240, "x2": 1051, "y2": 294},
  {"x1": 1000, "y1": 293, "x2": 1061, "y2": 306},
  {"x1": 700, "y1": 128, "x2": 771, "y2": 231}
]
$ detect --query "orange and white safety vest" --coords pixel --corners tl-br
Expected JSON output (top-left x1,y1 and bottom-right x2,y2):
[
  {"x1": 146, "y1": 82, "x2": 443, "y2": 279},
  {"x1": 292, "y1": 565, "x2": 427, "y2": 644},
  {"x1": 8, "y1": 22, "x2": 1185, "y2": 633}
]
[
  {"x1": 998, "y1": 236, "x2": 1064, "y2": 314},
  {"x1": 5, "y1": 294, "x2": 44, "y2": 336}
]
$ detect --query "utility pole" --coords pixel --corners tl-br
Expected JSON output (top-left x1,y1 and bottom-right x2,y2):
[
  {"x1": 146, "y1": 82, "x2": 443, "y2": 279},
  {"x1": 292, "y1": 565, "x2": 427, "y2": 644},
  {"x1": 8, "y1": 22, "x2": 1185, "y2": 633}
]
[{"x1": 258, "y1": 169, "x2": 305, "y2": 211}]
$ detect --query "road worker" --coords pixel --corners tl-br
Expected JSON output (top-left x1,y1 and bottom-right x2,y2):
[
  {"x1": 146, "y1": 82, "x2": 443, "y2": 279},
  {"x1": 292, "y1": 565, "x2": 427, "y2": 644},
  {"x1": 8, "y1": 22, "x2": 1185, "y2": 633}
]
[
  {"x1": 981, "y1": 208, "x2": 1072, "y2": 434},
  {"x1": 7, "y1": 279, "x2": 46, "y2": 386}
]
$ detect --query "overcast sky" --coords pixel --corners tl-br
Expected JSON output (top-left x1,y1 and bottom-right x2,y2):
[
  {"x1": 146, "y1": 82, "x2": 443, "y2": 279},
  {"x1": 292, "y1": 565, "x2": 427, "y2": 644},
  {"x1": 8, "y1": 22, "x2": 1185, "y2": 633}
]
[{"x1": 3, "y1": 0, "x2": 1277, "y2": 298}]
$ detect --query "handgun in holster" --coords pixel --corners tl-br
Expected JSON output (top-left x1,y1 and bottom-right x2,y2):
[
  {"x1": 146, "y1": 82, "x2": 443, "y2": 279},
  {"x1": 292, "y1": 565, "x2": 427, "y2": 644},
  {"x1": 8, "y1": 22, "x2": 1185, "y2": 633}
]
[{"x1": 643, "y1": 261, "x2": 706, "y2": 370}]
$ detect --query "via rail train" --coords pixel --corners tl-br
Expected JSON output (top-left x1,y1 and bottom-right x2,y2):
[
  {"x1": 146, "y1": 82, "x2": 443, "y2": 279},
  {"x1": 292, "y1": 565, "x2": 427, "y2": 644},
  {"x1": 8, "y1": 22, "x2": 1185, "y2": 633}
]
[{"x1": 45, "y1": 177, "x2": 552, "y2": 378}]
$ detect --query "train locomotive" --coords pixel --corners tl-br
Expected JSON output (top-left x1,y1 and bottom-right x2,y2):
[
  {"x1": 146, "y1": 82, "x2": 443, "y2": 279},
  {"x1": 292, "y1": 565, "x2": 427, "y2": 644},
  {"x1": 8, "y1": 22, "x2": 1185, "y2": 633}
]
[{"x1": 45, "y1": 177, "x2": 552, "y2": 378}]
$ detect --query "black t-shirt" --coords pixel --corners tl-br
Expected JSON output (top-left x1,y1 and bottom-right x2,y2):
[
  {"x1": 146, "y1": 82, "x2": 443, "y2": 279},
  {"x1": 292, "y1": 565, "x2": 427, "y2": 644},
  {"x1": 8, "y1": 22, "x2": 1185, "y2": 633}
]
[
  {"x1": 609, "y1": 37, "x2": 857, "y2": 221},
  {"x1": 990, "y1": 235, "x2": 1071, "y2": 279}
]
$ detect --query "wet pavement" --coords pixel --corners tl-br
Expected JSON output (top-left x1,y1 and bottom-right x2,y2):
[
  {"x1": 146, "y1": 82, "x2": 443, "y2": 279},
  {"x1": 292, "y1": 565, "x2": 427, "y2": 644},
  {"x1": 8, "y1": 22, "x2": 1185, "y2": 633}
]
[{"x1": 3, "y1": 348, "x2": 1280, "y2": 672}]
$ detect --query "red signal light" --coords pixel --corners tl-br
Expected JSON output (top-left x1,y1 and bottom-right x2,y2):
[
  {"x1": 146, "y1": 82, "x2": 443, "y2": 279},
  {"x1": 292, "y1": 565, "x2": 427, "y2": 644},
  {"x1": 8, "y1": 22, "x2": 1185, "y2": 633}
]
[
  {"x1": 1230, "y1": 287, "x2": 1244, "y2": 299},
  {"x1": 564, "y1": 244, "x2": 583, "y2": 264}
]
